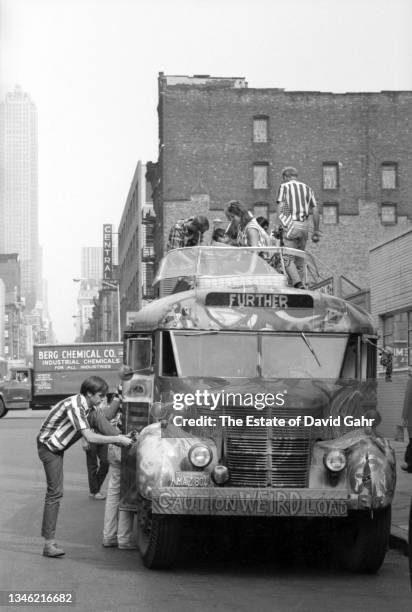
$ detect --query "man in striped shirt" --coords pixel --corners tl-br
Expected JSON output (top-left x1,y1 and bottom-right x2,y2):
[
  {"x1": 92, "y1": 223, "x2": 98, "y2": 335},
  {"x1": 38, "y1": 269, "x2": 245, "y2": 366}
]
[
  {"x1": 37, "y1": 376, "x2": 132, "y2": 558},
  {"x1": 274, "y1": 167, "x2": 320, "y2": 288}
]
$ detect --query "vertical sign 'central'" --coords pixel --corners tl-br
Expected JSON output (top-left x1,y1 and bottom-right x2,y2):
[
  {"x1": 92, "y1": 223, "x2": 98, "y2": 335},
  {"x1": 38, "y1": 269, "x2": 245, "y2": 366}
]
[{"x1": 103, "y1": 224, "x2": 113, "y2": 280}]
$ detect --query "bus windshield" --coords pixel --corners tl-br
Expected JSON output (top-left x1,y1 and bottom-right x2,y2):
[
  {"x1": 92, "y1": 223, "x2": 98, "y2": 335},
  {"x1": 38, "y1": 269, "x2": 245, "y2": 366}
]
[
  {"x1": 261, "y1": 334, "x2": 347, "y2": 378},
  {"x1": 173, "y1": 333, "x2": 257, "y2": 377},
  {"x1": 170, "y1": 332, "x2": 348, "y2": 379}
]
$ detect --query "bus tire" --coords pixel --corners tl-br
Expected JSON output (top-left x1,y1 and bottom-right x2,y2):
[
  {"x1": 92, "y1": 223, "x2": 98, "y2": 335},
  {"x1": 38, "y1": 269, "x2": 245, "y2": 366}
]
[
  {"x1": 0, "y1": 398, "x2": 8, "y2": 419},
  {"x1": 338, "y1": 506, "x2": 391, "y2": 574},
  {"x1": 136, "y1": 496, "x2": 180, "y2": 569}
]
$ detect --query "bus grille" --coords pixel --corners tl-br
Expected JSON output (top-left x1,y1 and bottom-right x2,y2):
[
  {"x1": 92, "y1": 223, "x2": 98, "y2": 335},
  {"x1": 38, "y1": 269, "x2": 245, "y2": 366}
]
[{"x1": 222, "y1": 406, "x2": 313, "y2": 488}]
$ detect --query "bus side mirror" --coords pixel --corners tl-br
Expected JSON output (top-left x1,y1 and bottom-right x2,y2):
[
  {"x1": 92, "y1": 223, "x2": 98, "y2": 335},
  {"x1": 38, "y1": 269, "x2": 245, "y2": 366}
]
[
  {"x1": 126, "y1": 338, "x2": 152, "y2": 372},
  {"x1": 118, "y1": 365, "x2": 134, "y2": 381}
]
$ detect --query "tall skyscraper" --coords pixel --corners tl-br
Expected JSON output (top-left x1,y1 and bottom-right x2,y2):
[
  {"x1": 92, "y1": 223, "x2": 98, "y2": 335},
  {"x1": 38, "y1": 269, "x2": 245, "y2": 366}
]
[
  {"x1": 81, "y1": 245, "x2": 118, "y2": 283},
  {"x1": 81, "y1": 247, "x2": 103, "y2": 283},
  {"x1": 0, "y1": 85, "x2": 40, "y2": 310}
]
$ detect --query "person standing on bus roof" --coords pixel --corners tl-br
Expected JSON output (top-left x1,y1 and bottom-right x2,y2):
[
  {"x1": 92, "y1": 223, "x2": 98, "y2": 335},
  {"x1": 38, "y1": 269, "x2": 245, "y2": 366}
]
[
  {"x1": 36, "y1": 376, "x2": 132, "y2": 558},
  {"x1": 167, "y1": 215, "x2": 210, "y2": 251},
  {"x1": 273, "y1": 167, "x2": 320, "y2": 288}
]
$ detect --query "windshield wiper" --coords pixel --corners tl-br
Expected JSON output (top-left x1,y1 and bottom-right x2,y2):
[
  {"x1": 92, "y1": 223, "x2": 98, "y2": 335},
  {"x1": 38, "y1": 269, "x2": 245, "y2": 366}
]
[
  {"x1": 300, "y1": 332, "x2": 321, "y2": 367},
  {"x1": 174, "y1": 331, "x2": 219, "y2": 336}
]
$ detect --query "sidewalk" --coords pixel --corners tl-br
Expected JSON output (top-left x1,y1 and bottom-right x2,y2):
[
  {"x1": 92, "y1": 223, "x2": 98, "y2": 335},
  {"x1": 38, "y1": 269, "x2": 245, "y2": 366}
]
[
  {"x1": 2, "y1": 408, "x2": 49, "y2": 419},
  {"x1": 390, "y1": 441, "x2": 410, "y2": 556}
]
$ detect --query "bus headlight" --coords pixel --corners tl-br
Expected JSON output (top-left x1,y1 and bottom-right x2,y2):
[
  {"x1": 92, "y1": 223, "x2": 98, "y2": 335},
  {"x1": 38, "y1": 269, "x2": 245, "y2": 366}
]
[
  {"x1": 188, "y1": 444, "x2": 212, "y2": 468},
  {"x1": 324, "y1": 449, "x2": 346, "y2": 472}
]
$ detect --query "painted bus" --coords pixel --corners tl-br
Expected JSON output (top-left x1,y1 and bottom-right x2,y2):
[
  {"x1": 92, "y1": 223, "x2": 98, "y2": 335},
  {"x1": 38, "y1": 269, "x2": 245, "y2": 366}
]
[{"x1": 119, "y1": 246, "x2": 395, "y2": 573}]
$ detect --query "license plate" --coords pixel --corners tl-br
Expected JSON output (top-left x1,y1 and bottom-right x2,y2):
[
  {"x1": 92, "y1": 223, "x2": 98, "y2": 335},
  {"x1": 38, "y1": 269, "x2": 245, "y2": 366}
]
[{"x1": 172, "y1": 471, "x2": 209, "y2": 487}]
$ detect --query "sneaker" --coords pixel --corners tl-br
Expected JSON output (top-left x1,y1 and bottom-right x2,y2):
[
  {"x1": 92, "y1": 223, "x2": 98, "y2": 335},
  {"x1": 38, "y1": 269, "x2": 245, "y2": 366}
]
[
  {"x1": 118, "y1": 543, "x2": 138, "y2": 550},
  {"x1": 90, "y1": 492, "x2": 106, "y2": 500},
  {"x1": 102, "y1": 540, "x2": 118, "y2": 548},
  {"x1": 43, "y1": 543, "x2": 65, "y2": 557},
  {"x1": 294, "y1": 282, "x2": 305, "y2": 289}
]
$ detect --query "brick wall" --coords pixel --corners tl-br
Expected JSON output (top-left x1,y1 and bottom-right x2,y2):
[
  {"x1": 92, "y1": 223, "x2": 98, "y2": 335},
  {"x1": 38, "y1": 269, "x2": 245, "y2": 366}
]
[
  {"x1": 156, "y1": 77, "x2": 412, "y2": 293},
  {"x1": 160, "y1": 85, "x2": 412, "y2": 217},
  {"x1": 307, "y1": 202, "x2": 410, "y2": 289}
]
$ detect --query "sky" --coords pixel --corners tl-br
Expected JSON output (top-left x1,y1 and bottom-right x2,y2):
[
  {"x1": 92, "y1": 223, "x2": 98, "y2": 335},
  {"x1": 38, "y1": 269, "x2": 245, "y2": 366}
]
[{"x1": 1, "y1": 0, "x2": 412, "y2": 342}]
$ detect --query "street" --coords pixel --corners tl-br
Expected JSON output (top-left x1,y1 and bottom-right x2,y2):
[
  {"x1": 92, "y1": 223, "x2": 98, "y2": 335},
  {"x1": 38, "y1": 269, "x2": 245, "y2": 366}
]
[{"x1": 0, "y1": 415, "x2": 410, "y2": 612}]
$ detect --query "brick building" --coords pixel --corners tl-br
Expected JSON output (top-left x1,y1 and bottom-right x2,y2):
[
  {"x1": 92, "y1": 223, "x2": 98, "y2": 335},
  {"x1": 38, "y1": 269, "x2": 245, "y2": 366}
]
[{"x1": 152, "y1": 73, "x2": 412, "y2": 293}]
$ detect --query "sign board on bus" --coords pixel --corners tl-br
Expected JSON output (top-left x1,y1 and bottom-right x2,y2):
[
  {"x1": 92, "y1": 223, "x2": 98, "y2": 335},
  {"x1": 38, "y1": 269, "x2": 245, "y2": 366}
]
[{"x1": 205, "y1": 293, "x2": 313, "y2": 309}]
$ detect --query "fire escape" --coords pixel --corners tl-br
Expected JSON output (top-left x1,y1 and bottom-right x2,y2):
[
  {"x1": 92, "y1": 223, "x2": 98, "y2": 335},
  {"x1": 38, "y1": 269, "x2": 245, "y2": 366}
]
[{"x1": 141, "y1": 207, "x2": 156, "y2": 301}]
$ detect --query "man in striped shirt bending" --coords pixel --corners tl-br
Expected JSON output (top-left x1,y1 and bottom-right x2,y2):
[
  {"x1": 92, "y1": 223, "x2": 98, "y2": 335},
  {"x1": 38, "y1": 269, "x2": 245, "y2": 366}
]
[
  {"x1": 274, "y1": 167, "x2": 320, "y2": 288},
  {"x1": 37, "y1": 376, "x2": 132, "y2": 558}
]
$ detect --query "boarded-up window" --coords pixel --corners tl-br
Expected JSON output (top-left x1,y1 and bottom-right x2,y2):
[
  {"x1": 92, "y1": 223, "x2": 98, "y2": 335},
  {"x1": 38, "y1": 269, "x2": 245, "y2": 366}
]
[
  {"x1": 253, "y1": 163, "x2": 268, "y2": 189},
  {"x1": 322, "y1": 203, "x2": 338, "y2": 224},
  {"x1": 253, "y1": 117, "x2": 268, "y2": 143},
  {"x1": 381, "y1": 203, "x2": 396, "y2": 224},
  {"x1": 381, "y1": 163, "x2": 397, "y2": 189},
  {"x1": 323, "y1": 163, "x2": 339, "y2": 189}
]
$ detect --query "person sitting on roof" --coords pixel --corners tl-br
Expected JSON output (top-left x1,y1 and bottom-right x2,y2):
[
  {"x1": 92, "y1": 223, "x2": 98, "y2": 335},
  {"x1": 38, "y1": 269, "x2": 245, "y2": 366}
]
[
  {"x1": 212, "y1": 227, "x2": 231, "y2": 246},
  {"x1": 167, "y1": 216, "x2": 210, "y2": 251},
  {"x1": 225, "y1": 201, "x2": 270, "y2": 248},
  {"x1": 256, "y1": 216, "x2": 269, "y2": 232}
]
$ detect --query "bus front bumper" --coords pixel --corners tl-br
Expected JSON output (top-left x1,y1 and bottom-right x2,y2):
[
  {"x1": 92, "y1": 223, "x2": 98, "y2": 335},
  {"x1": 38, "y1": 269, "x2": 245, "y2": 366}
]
[{"x1": 149, "y1": 487, "x2": 386, "y2": 517}]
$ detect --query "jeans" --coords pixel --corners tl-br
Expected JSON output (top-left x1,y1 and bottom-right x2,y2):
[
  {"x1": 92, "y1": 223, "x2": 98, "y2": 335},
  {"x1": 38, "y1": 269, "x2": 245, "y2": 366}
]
[
  {"x1": 103, "y1": 463, "x2": 135, "y2": 546},
  {"x1": 37, "y1": 440, "x2": 64, "y2": 540},
  {"x1": 283, "y1": 223, "x2": 308, "y2": 286},
  {"x1": 86, "y1": 443, "x2": 109, "y2": 495}
]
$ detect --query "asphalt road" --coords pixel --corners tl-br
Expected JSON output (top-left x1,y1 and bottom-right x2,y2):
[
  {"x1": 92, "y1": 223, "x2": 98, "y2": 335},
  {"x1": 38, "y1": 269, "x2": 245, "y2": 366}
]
[{"x1": 0, "y1": 414, "x2": 411, "y2": 612}]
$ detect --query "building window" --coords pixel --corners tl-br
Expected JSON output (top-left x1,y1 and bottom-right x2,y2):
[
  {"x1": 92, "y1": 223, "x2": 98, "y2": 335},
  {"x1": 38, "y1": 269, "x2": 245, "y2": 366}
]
[
  {"x1": 253, "y1": 163, "x2": 268, "y2": 189},
  {"x1": 381, "y1": 163, "x2": 397, "y2": 190},
  {"x1": 322, "y1": 203, "x2": 338, "y2": 224},
  {"x1": 322, "y1": 163, "x2": 339, "y2": 190},
  {"x1": 381, "y1": 203, "x2": 397, "y2": 224},
  {"x1": 253, "y1": 116, "x2": 268, "y2": 143}
]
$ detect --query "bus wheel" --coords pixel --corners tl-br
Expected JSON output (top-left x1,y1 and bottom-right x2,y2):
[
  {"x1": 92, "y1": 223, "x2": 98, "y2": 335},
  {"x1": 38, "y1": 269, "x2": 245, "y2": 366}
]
[
  {"x1": 136, "y1": 496, "x2": 180, "y2": 569},
  {"x1": 337, "y1": 506, "x2": 391, "y2": 573},
  {"x1": 0, "y1": 398, "x2": 8, "y2": 419}
]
